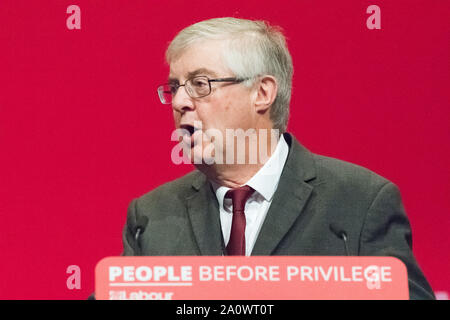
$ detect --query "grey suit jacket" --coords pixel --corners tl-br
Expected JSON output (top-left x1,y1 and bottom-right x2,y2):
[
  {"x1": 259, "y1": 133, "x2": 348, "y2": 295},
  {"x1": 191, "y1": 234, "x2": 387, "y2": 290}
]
[{"x1": 122, "y1": 133, "x2": 435, "y2": 300}]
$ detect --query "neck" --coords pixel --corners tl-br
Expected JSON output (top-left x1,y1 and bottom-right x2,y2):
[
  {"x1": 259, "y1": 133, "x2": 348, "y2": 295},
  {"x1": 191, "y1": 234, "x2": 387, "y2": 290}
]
[{"x1": 197, "y1": 130, "x2": 281, "y2": 188}]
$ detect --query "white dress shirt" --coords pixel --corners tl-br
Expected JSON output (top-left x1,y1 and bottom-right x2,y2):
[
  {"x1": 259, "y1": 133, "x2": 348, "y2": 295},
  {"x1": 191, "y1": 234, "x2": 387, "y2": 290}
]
[{"x1": 210, "y1": 134, "x2": 290, "y2": 256}]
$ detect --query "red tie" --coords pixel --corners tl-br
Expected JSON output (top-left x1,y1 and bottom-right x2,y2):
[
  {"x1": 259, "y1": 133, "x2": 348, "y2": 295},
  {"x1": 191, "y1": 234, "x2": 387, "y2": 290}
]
[{"x1": 225, "y1": 185, "x2": 254, "y2": 255}]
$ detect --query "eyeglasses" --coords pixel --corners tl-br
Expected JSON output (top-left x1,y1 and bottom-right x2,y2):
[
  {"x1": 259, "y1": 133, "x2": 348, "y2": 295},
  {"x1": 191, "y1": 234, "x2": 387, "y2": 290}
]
[{"x1": 157, "y1": 76, "x2": 249, "y2": 105}]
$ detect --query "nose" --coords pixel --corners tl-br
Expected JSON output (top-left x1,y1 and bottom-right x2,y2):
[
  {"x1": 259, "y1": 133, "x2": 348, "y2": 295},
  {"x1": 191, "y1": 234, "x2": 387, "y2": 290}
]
[{"x1": 172, "y1": 85, "x2": 195, "y2": 114}]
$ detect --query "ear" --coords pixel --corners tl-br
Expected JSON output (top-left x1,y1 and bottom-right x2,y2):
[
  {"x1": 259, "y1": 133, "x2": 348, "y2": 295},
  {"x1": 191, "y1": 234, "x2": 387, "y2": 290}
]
[{"x1": 253, "y1": 75, "x2": 278, "y2": 114}]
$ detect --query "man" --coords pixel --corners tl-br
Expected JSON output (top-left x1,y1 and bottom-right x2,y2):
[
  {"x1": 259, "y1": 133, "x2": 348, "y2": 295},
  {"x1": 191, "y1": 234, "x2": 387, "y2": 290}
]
[{"x1": 122, "y1": 17, "x2": 434, "y2": 299}]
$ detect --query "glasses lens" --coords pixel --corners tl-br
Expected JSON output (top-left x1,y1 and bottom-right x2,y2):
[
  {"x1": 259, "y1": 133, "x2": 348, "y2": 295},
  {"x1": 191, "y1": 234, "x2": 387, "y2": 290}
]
[
  {"x1": 157, "y1": 85, "x2": 173, "y2": 104},
  {"x1": 187, "y1": 76, "x2": 210, "y2": 98}
]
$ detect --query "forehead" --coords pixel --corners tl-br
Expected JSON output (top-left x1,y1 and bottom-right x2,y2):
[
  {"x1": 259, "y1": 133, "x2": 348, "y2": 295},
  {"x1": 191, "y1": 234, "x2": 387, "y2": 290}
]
[{"x1": 168, "y1": 40, "x2": 230, "y2": 80}]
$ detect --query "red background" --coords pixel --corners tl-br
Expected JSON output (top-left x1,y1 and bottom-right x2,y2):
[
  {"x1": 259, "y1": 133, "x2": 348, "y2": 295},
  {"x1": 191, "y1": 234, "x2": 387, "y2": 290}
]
[{"x1": 0, "y1": 0, "x2": 448, "y2": 299}]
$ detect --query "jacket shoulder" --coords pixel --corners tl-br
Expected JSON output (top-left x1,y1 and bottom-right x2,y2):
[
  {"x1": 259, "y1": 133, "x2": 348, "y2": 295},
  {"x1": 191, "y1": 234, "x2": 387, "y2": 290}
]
[
  {"x1": 312, "y1": 153, "x2": 392, "y2": 189},
  {"x1": 307, "y1": 153, "x2": 398, "y2": 211},
  {"x1": 135, "y1": 170, "x2": 203, "y2": 211}
]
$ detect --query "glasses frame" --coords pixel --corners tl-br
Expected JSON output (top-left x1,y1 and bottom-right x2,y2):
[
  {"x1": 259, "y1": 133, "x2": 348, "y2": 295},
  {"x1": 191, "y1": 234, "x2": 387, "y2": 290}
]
[{"x1": 157, "y1": 75, "x2": 250, "y2": 105}]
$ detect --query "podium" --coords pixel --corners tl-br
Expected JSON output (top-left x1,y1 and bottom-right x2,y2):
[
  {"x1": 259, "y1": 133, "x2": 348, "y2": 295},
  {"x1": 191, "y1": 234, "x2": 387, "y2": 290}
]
[{"x1": 95, "y1": 256, "x2": 409, "y2": 300}]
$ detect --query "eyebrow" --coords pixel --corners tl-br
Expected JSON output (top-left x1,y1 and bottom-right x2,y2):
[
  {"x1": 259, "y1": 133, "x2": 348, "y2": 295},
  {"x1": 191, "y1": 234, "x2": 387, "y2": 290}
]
[{"x1": 168, "y1": 68, "x2": 218, "y2": 83}]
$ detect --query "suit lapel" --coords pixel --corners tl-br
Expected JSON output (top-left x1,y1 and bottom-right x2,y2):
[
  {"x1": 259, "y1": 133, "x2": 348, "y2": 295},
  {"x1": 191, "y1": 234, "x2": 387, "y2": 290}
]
[
  {"x1": 186, "y1": 173, "x2": 224, "y2": 255},
  {"x1": 184, "y1": 133, "x2": 316, "y2": 256},
  {"x1": 251, "y1": 133, "x2": 316, "y2": 255}
]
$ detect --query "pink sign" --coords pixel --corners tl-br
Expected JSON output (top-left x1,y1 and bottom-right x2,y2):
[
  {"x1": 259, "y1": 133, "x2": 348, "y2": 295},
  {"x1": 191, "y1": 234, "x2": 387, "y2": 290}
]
[{"x1": 95, "y1": 256, "x2": 409, "y2": 300}]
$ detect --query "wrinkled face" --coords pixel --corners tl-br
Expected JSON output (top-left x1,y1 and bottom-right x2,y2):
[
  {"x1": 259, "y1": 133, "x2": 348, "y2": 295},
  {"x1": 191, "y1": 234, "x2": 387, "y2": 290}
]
[
  {"x1": 169, "y1": 40, "x2": 257, "y2": 164},
  {"x1": 170, "y1": 40, "x2": 255, "y2": 133}
]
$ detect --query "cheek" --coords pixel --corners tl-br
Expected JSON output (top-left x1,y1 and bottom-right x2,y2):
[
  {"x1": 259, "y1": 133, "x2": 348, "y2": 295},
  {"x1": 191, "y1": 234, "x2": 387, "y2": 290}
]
[
  {"x1": 224, "y1": 93, "x2": 253, "y2": 122},
  {"x1": 195, "y1": 106, "x2": 214, "y2": 127},
  {"x1": 173, "y1": 110, "x2": 181, "y2": 126},
  {"x1": 213, "y1": 92, "x2": 242, "y2": 117},
  {"x1": 196, "y1": 88, "x2": 253, "y2": 129}
]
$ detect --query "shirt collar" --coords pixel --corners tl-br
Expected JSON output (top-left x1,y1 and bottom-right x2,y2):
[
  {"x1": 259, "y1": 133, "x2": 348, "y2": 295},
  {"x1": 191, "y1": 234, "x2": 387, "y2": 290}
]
[{"x1": 210, "y1": 134, "x2": 289, "y2": 211}]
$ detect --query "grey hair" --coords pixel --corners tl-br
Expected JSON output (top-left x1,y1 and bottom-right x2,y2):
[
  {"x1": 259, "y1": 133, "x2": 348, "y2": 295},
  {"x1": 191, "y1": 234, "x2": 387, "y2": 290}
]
[{"x1": 165, "y1": 17, "x2": 293, "y2": 132}]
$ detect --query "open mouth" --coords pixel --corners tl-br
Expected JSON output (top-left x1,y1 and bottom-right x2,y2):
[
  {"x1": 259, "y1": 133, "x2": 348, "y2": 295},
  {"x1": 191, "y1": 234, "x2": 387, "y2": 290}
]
[
  {"x1": 179, "y1": 124, "x2": 199, "y2": 147},
  {"x1": 180, "y1": 124, "x2": 196, "y2": 136}
]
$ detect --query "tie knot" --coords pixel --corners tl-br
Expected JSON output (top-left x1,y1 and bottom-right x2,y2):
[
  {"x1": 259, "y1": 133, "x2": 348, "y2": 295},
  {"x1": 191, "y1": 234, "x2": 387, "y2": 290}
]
[{"x1": 225, "y1": 185, "x2": 254, "y2": 212}]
